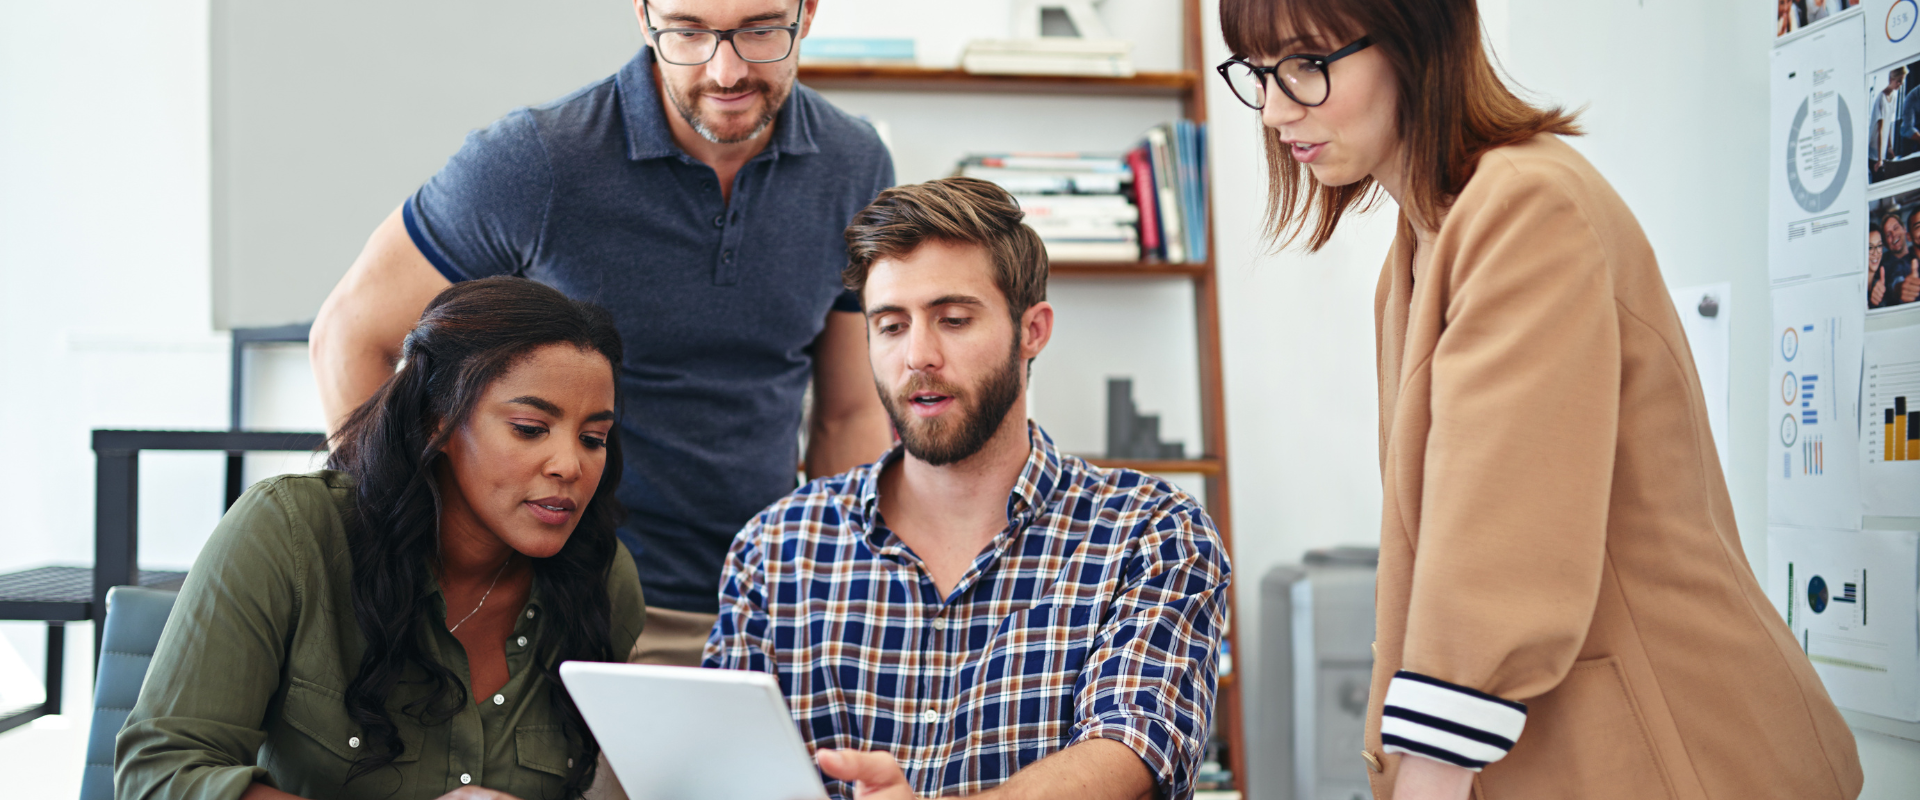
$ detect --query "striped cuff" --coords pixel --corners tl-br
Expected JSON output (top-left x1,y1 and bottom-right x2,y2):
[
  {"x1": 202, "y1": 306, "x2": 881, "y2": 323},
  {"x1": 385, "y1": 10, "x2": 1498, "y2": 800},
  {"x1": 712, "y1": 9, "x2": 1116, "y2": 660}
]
[{"x1": 1379, "y1": 671, "x2": 1527, "y2": 771}]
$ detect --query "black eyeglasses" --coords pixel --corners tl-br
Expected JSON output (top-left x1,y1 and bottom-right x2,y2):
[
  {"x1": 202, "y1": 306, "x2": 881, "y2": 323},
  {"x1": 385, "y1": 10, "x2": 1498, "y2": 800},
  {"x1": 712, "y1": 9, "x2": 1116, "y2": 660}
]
[
  {"x1": 1216, "y1": 36, "x2": 1373, "y2": 109},
  {"x1": 642, "y1": 2, "x2": 804, "y2": 66}
]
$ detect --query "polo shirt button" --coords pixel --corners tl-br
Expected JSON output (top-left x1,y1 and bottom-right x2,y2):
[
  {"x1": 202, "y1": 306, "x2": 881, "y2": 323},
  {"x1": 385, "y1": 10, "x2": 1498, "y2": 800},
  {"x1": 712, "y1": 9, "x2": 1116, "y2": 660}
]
[
  {"x1": 723, "y1": 250, "x2": 733, "y2": 262},
  {"x1": 713, "y1": 214, "x2": 725, "y2": 228},
  {"x1": 460, "y1": 773, "x2": 472, "y2": 785},
  {"x1": 931, "y1": 617, "x2": 948, "y2": 631},
  {"x1": 920, "y1": 708, "x2": 939, "y2": 724},
  {"x1": 526, "y1": 608, "x2": 536, "y2": 619},
  {"x1": 517, "y1": 636, "x2": 528, "y2": 647},
  {"x1": 348, "y1": 736, "x2": 360, "y2": 749},
  {"x1": 568, "y1": 758, "x2": 575, "y2": 768},
  {"x1": 492, "y1": 694, "x2": 505, "y2": 705}
]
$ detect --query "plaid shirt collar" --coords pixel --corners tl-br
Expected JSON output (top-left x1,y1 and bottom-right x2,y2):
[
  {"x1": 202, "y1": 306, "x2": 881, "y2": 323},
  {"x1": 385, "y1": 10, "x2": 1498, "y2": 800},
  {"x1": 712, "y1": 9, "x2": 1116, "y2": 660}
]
[{"x1": 849, "y1": 421, "x2": 1066, "y2": 555}]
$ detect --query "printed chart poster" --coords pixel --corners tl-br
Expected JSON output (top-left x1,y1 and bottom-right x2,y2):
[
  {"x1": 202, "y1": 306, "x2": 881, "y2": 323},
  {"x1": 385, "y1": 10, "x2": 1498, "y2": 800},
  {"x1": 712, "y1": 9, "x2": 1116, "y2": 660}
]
[
  {"x1": 1861, "y1": 320, "x2": 1920, "y2": 517},
  {"x1": 1781, "y1": 0, "x2": 1863, "y2": 38},
  {"x1": 1771, "y1": 16, "x2": 1867, "y2": 286},
  {"x1": 1669, "y1": 283, "x2": 1734, "y2": 480},
  {"x1": 1769, "y1": 276, "x2": 1866, "y2": 528},
  {"x1": 1867, "y1": 0, "x2": 1920, "y2": 70},
  {"x1": 1769, "y1": 527, "x2": 1920, "y2": 721},
  {"x1": 1865, "y1": 186, "x2": 1920, "y2": 310}
]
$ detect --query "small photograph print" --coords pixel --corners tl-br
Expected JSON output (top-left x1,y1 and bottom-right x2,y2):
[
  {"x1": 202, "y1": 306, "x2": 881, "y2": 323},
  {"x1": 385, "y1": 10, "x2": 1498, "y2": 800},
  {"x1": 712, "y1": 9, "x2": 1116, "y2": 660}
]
[
  {"x1": 1869, "y1": 58, "x2": 1920, "y2": 185},
  {"x1": 1867, "y1": 188, "x2": 1920, "y2": 309},
  {"x1": 1780, "y1": 0, "x2": 1861, "y2": 36}
]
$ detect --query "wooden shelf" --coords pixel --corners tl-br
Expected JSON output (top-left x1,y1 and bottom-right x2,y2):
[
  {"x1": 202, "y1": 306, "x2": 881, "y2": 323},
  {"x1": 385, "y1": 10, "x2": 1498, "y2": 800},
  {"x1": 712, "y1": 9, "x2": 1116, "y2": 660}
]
[
  {"x1": 798, "y1": 64, "x2": 1197, "y2": 97},
  {"x1": 1050, "y1": 260, "x2": 1209, "y2": 278},
  {"x1": 1081, "y1": 457, "x2": 1224, "y2": 475}
]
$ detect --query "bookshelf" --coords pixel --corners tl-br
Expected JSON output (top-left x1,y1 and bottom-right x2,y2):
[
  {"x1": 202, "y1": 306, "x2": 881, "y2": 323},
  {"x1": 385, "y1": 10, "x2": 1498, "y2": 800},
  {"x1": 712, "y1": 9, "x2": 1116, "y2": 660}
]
[
  {"x1": 798, "y1": 64, "x2": 1197, "y2": 96},
  {"x1": 805, "y1": 0, "x2": 1247, "y2": 791}
]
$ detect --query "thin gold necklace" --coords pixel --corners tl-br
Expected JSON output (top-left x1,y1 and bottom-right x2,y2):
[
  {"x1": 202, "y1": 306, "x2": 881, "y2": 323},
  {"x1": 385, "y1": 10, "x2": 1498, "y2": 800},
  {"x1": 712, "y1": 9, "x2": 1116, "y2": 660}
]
[{"x1": 447, "y1": 555, "x2": 513, "y2": 634}]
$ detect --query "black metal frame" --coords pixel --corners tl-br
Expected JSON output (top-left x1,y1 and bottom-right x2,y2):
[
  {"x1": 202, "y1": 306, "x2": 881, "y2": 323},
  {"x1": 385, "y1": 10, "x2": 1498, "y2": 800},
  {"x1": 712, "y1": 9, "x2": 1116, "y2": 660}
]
[
  {"x1": 0, "y1": 622, "x2": 63, "y2": 735},
  {"x1": 225, "y1": 323, "x2": 314, "y2": 507},
  {"x1": 92, "y1": 430, "x2": 328, "y2": 661},
  {"x1": 1215, "y1": 36, "x2": 1374, "y2": 109}
]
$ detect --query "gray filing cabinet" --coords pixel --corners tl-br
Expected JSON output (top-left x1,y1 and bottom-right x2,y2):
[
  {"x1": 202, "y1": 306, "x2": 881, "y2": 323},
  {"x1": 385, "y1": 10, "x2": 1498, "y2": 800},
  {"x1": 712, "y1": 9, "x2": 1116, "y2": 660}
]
[{"x1": 1253, "y1": 548, "x2": 1377, "y2": 800}]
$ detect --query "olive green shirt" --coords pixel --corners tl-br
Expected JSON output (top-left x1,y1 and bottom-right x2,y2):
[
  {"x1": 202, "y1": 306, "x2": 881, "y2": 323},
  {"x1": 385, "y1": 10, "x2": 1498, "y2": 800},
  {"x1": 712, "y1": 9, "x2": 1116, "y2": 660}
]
[{"x1": 116, "y1": 471, "x2": 646, "y2": 800}]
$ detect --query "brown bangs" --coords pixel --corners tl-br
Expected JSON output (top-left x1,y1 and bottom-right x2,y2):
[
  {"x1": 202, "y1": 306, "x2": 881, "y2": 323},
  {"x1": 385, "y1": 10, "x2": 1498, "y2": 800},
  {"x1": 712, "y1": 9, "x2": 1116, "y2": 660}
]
[
  {"x1": 1221, "y1": 0, "x2": 1363, "y2": 59},
  {"x1": 1219, "y1": 0, "x2": 1581, "y2": 252}
]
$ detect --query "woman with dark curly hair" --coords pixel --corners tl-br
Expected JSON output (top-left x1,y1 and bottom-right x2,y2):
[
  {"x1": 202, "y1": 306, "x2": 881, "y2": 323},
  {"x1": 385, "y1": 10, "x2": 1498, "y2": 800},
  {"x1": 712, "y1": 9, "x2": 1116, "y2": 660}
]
[{"x1": 117, "y1": 276, "x2": 643, "y2": 800}]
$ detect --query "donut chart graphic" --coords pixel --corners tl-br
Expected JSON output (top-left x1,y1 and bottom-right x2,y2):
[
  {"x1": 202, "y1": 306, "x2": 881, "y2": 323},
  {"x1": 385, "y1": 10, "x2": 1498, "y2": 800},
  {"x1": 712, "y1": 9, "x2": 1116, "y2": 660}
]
[
  {"x1": 1807, "y1": 574, "x2": 1830, "y2": 614},
  {"x1": 1891, "y1": 0, "x2": 1918, "y2": 44},
  {"x1": 1785, "y1": 94, "x2": 1853, "y2": 213},
  {"x1": 1782, "y1": 326, "x2": 1800, "y2": 361}
]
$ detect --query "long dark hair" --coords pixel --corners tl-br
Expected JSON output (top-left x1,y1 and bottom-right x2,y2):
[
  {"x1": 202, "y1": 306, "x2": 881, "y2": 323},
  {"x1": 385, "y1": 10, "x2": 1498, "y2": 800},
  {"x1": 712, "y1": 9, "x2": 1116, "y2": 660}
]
[
  {"x1": 1220, "y1": 0, "x2": 1581, "y2": 250},
  {"x1": 325, "y1": 276, "x2": 625, "y2": 796}
]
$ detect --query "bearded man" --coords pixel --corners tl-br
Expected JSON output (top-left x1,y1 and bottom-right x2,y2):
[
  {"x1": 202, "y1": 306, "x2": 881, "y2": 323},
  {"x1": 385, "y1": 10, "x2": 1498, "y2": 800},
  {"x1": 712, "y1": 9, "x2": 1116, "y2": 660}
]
[
  {"x1": 310, "y1": 0, "x2": 895, "y2": 666},
  {"x1": 706, "y1": 178, "x2": 1232, "y2": 800}
]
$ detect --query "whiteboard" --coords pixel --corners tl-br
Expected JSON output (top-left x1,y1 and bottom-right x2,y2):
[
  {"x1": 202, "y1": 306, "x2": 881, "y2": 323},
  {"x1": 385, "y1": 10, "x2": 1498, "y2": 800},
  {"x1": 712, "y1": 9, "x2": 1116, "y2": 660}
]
[{"x1": 210, "y1": 0, "x2": 642, "y2": 328}]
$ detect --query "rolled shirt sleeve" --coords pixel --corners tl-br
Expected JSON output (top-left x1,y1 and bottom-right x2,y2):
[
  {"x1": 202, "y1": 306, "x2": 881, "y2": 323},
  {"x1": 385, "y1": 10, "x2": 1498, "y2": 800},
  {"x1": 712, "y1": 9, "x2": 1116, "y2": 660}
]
[
  {"x1": 1068, "y1": 501, "x2": 1231, "y2": 800},
  {"x1": 403, "y1": 108, "x2": 555, "y2": 283}
]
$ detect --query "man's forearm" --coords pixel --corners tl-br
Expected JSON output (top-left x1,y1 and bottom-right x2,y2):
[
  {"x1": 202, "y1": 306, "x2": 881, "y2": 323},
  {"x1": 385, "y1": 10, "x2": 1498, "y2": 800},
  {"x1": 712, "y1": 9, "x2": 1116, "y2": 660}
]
[
  {"x1": 977, "y1": 738, "x2": 1155, "y2": 800},
  {"x1": 804, "y1": 407, "x2": 892, "y2": 479},
  {"x1": 311, "y1": 329, "x2": 401, "y2": 435}
]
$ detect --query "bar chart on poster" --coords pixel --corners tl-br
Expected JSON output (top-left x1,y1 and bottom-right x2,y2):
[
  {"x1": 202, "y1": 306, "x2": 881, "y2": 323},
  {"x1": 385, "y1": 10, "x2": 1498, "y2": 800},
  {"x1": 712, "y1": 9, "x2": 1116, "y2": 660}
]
[{"x1": 1863, "y1": 322, "x2": 1920, "y2": 517}]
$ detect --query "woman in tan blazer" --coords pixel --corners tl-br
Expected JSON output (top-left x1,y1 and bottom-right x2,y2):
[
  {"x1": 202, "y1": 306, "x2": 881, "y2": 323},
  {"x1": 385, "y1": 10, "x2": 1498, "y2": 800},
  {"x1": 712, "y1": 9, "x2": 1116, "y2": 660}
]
[{"x1": 1217, "y1": 1, "x2": 1863, "y2": 798}]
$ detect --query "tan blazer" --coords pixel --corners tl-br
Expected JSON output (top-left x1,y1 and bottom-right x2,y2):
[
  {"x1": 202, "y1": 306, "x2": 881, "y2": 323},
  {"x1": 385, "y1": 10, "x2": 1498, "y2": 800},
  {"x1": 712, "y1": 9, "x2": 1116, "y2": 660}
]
[{"x1": 1365, "y1": 135, "x2": 1862, "y2": 799}]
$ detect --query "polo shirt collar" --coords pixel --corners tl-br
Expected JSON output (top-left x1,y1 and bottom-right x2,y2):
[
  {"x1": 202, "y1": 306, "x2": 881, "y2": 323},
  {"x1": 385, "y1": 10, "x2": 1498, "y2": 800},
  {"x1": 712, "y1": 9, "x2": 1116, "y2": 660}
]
[{"x1": 614, "y1": 46, "x2": 820, "y2": 162}]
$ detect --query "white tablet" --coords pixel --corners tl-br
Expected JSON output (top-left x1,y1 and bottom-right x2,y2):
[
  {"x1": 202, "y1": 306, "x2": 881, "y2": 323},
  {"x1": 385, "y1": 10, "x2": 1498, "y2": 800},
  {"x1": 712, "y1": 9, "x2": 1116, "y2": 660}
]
[{"x1": 558, "y1": 661, "x2": 829, "y2": 800}]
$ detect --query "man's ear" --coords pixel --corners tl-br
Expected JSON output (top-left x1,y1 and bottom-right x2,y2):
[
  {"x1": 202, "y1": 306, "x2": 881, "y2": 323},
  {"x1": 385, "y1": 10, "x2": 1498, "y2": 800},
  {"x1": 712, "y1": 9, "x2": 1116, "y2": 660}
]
[
  {"x1": 1019, "y1": 301, "x2": 1054, "y2": 361},
  {"x1": 800, "y1": 0, "x2": 819, "y2": 37}
]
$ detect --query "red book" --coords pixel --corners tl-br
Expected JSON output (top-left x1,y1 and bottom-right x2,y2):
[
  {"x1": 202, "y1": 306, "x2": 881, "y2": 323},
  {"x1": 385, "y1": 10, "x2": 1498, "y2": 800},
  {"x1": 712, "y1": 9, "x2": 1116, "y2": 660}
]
[{"x1": 1127, "y1": 145, "x2": 1160, "y2": 259}]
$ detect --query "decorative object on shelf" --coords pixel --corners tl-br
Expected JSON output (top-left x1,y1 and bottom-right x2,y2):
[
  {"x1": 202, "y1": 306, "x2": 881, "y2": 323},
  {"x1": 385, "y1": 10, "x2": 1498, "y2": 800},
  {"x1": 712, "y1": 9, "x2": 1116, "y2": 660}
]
[
  {"x1": 967, "y1": 2, "x2": 1131, "y2": 78},
  {"x1": 1105, "y1": 378, "x2": 1187, "y2": 460},
  {"x1": 1010, "y1": 0, "x2": 1115, "y2": 38},
  {"x1": 799, "y1": 38, "x2": 916, "y2": 67}
]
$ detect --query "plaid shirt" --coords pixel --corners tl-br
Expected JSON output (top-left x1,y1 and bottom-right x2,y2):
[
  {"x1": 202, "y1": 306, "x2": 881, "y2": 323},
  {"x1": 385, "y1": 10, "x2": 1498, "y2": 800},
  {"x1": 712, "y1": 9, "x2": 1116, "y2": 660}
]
[{"x1": 704, "y1": 423, "x2": 1230, "y2": 800}]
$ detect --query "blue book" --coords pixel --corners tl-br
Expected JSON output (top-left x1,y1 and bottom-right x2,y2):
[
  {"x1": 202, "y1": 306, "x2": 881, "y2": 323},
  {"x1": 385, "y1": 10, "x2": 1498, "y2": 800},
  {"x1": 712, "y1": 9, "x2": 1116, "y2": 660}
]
[{"x1": 802, "y1": 38, "x2": 916, "y2": 63}]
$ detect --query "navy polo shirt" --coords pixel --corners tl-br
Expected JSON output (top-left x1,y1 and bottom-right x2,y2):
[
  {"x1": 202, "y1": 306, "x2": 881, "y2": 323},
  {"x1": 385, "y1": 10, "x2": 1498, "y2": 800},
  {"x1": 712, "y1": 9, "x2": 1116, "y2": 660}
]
[{"x1": 403, "y1": 47, "x2": 895, "y2": 613}]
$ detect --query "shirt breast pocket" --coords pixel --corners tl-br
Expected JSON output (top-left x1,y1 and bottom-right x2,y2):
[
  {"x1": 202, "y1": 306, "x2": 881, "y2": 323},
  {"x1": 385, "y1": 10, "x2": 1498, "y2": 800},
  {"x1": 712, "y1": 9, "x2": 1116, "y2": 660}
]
[
  {"x1": 271, "y1": 677, "x2": 422, "y2": 796},
  {"x1": 512, "y1": 724, "x2": 575, "y2": 799}
]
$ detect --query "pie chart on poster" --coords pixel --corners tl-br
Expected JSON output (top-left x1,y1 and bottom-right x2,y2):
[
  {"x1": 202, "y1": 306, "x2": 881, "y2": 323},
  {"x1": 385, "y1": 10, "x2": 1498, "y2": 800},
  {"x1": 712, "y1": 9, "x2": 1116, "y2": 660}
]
[
  {"x1": 1807, "y1": 574, "x2": 1830, "y2": 614},
  {"x1": 1785, "y1": 94, "x2": 1853, "y2": 213}
]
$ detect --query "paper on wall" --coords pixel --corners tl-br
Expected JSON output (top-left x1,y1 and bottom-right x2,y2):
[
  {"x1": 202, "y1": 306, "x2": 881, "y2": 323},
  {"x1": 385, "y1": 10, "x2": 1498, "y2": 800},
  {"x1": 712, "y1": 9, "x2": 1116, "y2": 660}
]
[
  {"x1": 1768, "y1": 526, "x2": 1920, "y2": 721},
  {"x1": 1769, "y1": 276, "x2": 1866, "y2": 528},
  {"x1": 1770, "y1": 16, "x2": 1868, "y2": 286},
  {"x1": 1866, "y1": 0, "x2": 1920, "y2": 69},
  {"x1": 1861, "y1": 318, "x2": 1920, "y2": 517},
  {"x1": 1669, "y1": 283, "x2": 1734, "y2": 480}
]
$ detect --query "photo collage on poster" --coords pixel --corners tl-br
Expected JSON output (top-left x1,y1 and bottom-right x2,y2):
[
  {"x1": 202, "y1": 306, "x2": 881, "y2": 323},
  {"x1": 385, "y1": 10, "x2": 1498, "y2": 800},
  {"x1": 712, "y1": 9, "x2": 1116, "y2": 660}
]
[{"x1": 1770, "y1": 2, "x2": 1920, "y2": 723}]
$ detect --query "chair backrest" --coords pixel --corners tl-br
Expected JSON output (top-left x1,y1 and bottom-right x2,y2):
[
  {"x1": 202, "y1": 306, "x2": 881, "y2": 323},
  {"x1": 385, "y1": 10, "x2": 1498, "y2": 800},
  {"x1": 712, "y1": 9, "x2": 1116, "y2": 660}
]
[{"x1": 80, "y1": 585, "x2": 178, "y2": 800}]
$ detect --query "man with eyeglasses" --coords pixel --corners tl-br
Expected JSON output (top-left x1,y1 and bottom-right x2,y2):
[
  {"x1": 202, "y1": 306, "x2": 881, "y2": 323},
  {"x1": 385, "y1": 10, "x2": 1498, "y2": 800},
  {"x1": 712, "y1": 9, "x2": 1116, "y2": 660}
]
[{"x1": 310, "y1": 0, "x2": 895, "y2": 667}]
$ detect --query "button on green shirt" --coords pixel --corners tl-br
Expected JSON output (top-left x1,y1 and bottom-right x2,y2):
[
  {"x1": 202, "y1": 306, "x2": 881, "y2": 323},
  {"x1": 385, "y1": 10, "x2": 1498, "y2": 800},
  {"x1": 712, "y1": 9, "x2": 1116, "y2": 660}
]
[{"x1": 116, "y1": 471, "x2": 647, "y2": 800}]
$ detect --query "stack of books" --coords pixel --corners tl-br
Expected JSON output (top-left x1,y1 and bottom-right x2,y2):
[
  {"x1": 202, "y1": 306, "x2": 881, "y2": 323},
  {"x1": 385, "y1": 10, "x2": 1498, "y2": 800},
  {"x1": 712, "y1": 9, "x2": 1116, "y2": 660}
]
[
  {"x1": 958, "y1": 153, "x2": 1139, "y2": 262},
  {"x1": 1127, "y1": 120, "x2": 1208, "y2": 264},
  {"x1": 959, "y1": 38, "x2": 1135, "y2": 78},
  {"x1": 954, "y1": 120, "x2": 1210, "y2": 264}
]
